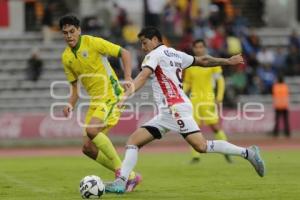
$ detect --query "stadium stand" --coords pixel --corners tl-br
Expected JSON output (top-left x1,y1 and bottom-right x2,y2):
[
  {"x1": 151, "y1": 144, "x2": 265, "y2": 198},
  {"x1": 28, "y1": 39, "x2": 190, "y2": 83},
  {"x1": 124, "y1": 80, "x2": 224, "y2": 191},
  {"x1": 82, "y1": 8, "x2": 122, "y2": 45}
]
[{"x1": 0, "y1": 30, "x2": 299, "y2": 114}]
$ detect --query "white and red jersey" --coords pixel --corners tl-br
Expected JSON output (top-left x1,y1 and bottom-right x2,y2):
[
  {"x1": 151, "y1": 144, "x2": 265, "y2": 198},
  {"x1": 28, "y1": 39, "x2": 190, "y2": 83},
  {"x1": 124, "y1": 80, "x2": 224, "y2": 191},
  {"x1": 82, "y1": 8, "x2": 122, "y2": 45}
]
[{"x1": 141, "y1": 45, "x2": 195, "y2": 108}]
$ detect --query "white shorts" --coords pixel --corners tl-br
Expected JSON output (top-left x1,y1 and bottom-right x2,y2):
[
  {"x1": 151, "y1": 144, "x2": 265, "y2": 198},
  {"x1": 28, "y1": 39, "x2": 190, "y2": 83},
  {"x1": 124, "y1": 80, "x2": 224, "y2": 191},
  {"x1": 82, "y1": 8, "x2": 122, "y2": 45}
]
[{"x1": 142, "y1": 103, "x2": 200, "y2": 139}]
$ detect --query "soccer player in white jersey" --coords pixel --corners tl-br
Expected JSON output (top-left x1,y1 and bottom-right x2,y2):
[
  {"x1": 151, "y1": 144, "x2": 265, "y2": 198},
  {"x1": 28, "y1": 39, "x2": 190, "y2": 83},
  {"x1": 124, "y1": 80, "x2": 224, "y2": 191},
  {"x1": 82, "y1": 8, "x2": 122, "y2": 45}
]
[{"x1": 105, "y1": 27, "x2": 265, "y2": 193}]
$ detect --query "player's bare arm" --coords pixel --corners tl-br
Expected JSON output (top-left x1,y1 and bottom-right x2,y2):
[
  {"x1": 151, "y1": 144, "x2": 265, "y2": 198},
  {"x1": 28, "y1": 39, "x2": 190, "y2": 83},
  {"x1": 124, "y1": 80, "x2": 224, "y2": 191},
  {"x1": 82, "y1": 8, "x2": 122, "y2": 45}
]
[
  {"x1": 117, "y1": 67, "x2": 152, "y2": 108},
  {"x1": 120, "y1": 48, "x2": 133, "y2": 89},
  {"x1": 195, "y1": 54, "x2": 244, "y2": 67},
  {"x1": 63, "y1": 81, "x2": 79, "y2": 117}
]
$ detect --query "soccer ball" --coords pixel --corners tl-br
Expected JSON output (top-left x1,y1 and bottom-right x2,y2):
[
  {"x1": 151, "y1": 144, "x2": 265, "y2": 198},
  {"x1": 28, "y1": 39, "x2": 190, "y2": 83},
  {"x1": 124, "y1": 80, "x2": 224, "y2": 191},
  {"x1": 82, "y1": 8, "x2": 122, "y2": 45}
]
[{"x1": 79, "y1": 175, "x2": 105, "y2": 199}]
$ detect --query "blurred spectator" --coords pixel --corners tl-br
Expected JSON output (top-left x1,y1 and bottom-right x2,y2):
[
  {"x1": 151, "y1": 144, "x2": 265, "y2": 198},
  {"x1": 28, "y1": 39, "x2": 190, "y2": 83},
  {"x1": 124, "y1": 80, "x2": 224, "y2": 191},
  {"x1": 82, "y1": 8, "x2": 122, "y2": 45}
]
[
  {"x1": 272, "y1": 47, "x2": 287, "y2": 74},
  {"x1": 26, "y1": 48, "x2": 43, "y2": 82},
  {"x1": 248, "y1": 75, "x2": 264, "y2": 95},
  {"x1": 208, "y1": 26, "x2": 226, "y2": 56},
  {"x1": 176, "y1": 28, "x2": 193, "y2": 54},
  {"x1": 111, "y1": 2, "x2": 128, "y2": 38},
  {"x1": 81, "y1": 16, "x2": 103, "y2": 36},
  {"x1": 257, "y1": 64, "x2": 276, "y2": 94},
  {"x1": 246, "y1": 29, "x2": 261, "y2": 53},
  {"x1": 229, "y1": 66, "x2": 247, "y2": 95},
  {"x1": 285, "y1": 46, "x2": 300, "y2": 76},
  {"x1": 162, "y1": 1, "x2": 183, "y2": 38},
  {"x1": 240, "y1": 35, "x2": 256, "y2": 56},
  {"x1": 231, "y1": 8, "x2": 248, "y2": 36},
  {"x1": 247, "y1": 52, "x2": 259, "y2": 69},
  {"x1": 208, "y1": 4, "x2": 222, "y2": 28},
  {"x1": 193, "y1": 8, "x2": 210, "y2": 39},
  {"x1": 256, "y1": 47, "x2": 275, "y2": 65},
  {"x1": 178, "y1": 0, "x2": 198, "y2": 31},
  {"x1": 42, "y1": 2, "x2": 56, "y2": 44},
  {"x1": 144, "y1": 0, "x2": 165, "y2": 27},
  {"x1": 122, "y1": 22, "x2": 140, "y2": 44},
  {"x1": 289, "y1": 30, "x2": 300, "y2": 49},
  {"x1": 272, "y1": 74, "x2": 290, "y2": 138},
  {"x1": 226, "y1": 31, "x2": 242, "y2": 56}
]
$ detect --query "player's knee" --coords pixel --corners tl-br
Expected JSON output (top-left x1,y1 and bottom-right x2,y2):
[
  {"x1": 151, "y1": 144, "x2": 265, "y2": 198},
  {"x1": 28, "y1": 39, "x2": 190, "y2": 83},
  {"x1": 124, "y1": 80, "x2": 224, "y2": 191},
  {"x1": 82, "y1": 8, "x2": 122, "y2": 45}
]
[
  {"x1": 86, "y1": 127, "x2": 101, "y2": 139},
  {"x1": 126, "y1": 135, "x2": 144, "y2": 148},
  {"x1": 193, "y1": 141, "x2": 207, "y2": 153},
  {"x1": 126, "y1": 139, "x2": 139, "y2": 148},
  {"x1": 82, "y1": 142, "x2": 93, "y2": 156}
]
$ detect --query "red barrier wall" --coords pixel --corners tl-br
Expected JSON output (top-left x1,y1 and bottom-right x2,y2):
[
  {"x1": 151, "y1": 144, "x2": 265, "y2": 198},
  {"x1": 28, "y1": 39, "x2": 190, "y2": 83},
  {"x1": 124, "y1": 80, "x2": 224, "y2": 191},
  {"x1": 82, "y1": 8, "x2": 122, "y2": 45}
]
[
  {"x1": 0, "y1": 0, "x2": 9, "y2": 27},
  {"x1": 0, "y1": 109, "x2": 299, "y2": 139}
]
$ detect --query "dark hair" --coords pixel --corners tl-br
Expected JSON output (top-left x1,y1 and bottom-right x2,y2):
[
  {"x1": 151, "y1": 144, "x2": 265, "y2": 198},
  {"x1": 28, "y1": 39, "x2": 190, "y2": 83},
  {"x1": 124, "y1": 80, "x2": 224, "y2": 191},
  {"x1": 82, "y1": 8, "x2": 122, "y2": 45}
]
[
  {"x1": 59, "y1": 15, "x2": 80, "y2": 30},
  {"x1": 193, "y1": 39, "x2": 206, "y2": 47},
  {"x1": 137, "y1": 27, "x2": 162, "y2": 42}
]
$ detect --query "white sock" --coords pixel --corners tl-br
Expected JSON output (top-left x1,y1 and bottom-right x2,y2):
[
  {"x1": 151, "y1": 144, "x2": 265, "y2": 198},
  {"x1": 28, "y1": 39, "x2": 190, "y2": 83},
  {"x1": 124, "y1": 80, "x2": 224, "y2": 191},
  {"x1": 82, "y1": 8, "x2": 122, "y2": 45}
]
[
  {"x1": 120, "y1": 145, "x2": 139, "y2": 181},
  {"x1": 206, "y1": 140, "x2": 248, "y2": 158}
]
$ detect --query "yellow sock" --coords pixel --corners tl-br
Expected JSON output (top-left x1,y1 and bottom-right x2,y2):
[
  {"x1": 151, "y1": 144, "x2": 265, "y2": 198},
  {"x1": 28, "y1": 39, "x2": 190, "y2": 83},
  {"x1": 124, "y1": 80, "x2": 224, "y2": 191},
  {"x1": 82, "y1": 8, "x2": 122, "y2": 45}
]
[
  {"x1": 96, "y1": 150, "x2": 115, "y2": 172},
  {"x1": 92, "y1": 133, "x2": 122, "y2": 170},
  {"x1": 191, "y1": 147, "x2": 200, "y2": 158},
  {"x1": 214, "y1": 130, "x2": 228, "y2": 140}
]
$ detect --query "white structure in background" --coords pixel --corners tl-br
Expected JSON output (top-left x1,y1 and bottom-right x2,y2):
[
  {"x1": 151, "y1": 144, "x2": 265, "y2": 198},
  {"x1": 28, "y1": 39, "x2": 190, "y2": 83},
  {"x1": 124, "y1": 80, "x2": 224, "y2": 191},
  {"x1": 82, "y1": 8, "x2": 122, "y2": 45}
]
[
  {"x1": 0, "y1": 0, "x2": 24, "y2": 35},
  {"x1": 1, "y1": 0, "x2": 300, "y2": 35},
  {"x1": 264, "y1": 0, "x2": 298, "y2": 27}
]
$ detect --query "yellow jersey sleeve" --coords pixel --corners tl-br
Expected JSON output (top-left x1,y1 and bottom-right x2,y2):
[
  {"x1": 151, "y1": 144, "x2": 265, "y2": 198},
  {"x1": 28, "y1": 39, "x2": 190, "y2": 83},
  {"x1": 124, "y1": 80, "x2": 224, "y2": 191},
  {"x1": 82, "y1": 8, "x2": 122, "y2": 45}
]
[
  {"x1": 62, "y1": 55, "x2": 77, "y2": 83},
  {"x1": 212, "y1": 66, "x2": 222, "y2": 73},
  {"x1": 91, "y1": 37, "x2": 121, "y2": 57}
]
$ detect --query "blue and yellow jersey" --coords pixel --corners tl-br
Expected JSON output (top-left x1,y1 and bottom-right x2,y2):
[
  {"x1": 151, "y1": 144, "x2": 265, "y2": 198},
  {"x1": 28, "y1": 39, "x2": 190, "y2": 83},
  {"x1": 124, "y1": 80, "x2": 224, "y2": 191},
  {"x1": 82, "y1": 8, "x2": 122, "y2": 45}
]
[
  {"x1": 62, "y1": 35, "x2": 123, "y2": 104},
  {"x1": 183, "y1": 66, "x2": 224, "y2": 102}
]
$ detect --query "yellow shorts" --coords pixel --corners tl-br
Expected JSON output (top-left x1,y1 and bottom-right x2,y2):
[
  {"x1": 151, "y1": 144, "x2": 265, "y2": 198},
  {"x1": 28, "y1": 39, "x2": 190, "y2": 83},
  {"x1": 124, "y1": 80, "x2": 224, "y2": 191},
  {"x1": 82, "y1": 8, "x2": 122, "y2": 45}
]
[
  {"x1": 192, "y1": 101, "x2": 219, "y2": 126},
  {"x1": 84, "y1": 102, "x2": 121, "y2": 135}
]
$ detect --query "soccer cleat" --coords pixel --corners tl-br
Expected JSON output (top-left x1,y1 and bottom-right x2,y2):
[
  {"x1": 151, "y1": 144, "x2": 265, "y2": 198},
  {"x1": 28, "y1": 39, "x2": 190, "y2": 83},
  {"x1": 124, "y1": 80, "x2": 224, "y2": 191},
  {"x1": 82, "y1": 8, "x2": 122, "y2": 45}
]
[
  {"x1": 246, "y1": 145, "x2": 265, "y2": 177},
  {"x1": 105, "y1": 178, "x2": 126, "y2": 194},
  {"x1": 126, "y1": 173, "x2": 142, "y2": 192}
]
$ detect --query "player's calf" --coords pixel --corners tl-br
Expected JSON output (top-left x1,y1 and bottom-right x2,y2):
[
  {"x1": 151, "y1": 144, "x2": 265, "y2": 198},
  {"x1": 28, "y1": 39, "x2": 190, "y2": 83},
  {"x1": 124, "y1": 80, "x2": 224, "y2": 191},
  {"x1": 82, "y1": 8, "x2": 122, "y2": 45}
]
[
  {"x1": 185, "y1": 132, "x2": 208, "y2": 153},
  {"x1": 82, "y1": 140, "x2": 97, "y2": 159}
]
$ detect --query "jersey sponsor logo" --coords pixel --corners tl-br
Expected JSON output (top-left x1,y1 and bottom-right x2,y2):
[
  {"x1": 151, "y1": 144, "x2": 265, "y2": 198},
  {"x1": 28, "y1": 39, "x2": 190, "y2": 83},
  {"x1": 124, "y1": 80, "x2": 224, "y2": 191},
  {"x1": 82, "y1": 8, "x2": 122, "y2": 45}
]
[{"x1": 163, "y1": 50, "x2": 180, "y2": 58}]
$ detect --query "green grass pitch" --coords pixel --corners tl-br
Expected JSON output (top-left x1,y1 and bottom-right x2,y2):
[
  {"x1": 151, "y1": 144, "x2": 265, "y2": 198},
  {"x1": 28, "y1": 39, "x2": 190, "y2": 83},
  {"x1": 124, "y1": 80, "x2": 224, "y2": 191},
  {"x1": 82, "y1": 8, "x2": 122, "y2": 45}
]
[{"x1": 0, "y1": 150, "x2": 300, "y2": 200}]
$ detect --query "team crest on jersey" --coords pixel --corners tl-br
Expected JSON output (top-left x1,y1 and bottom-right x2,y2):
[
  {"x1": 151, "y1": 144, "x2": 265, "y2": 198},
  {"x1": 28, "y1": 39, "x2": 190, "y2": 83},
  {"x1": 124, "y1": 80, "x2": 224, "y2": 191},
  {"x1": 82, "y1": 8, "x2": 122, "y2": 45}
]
[{"x1": 82, "y1": 51, "x2": 88, "y2": 58}]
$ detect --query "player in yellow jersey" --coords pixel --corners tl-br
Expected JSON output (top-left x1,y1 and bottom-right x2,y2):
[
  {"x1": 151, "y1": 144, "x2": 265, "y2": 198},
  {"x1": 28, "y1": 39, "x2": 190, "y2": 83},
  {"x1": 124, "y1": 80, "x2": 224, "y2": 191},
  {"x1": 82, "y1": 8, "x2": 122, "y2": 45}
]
[
  {"x1": 184, "y1": 39, "x2": 232, "y2": 163},
  {"x1": 59, "y1": 15, "x2": 141, "y2": 192}
]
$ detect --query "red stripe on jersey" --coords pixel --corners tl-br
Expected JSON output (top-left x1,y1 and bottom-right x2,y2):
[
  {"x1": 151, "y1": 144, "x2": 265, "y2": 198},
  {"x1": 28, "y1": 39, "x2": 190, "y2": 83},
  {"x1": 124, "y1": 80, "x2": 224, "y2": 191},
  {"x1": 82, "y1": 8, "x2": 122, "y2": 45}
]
[{"x1": 155, "y1": 65, "x2": 184, "y2": 106}]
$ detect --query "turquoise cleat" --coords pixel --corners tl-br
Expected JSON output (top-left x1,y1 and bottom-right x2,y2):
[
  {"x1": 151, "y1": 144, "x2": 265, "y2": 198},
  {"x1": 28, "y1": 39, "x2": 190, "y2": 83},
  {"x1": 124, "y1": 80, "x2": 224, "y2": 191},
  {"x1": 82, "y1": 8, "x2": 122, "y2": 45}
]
[
  {"x1": 105, "y1": 178, "x2": 126, "y2": 194},
  {"x1": 246, "y1": 145, "x2": 266, "y2": 177}
]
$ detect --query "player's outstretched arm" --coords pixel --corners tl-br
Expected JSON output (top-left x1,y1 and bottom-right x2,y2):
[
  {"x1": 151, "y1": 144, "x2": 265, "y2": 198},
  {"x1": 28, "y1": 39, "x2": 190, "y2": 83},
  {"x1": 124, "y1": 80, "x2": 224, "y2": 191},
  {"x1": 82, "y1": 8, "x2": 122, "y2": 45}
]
[
  {"x1": 195, "y1": 54, "x2": 244, "y2": 67},
  {"x1": 117, "y1": 67, "x2": 152, "y2": 108},
  {"x1": 127, "y1": 67, "x2": 152, "y2": 96}
]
